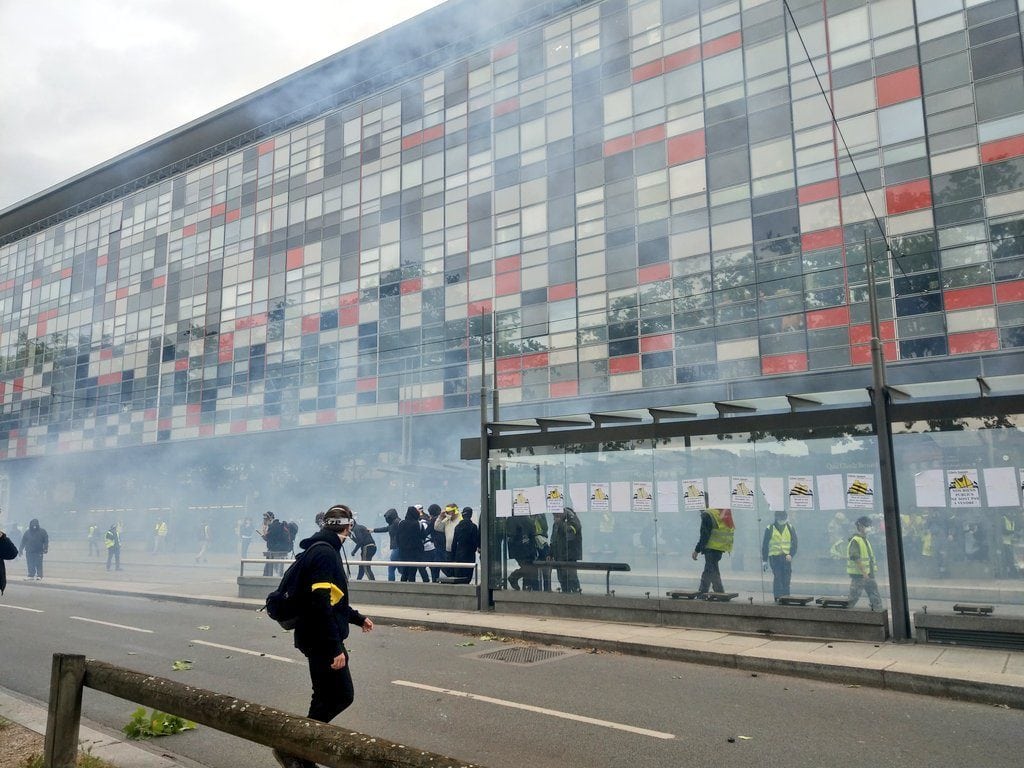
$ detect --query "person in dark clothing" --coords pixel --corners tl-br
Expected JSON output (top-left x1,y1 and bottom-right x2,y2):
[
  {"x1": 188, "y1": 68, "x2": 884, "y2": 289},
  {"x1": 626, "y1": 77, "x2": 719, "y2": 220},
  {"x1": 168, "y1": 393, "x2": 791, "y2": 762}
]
[
  {"x1": 450, "y1": 507, "x2": 480, "y2": 583},
  {"x1": 397, "y1": 506, "x2": 425, "y2": 582},
  {"x1": 372, "y1": 508, "x2": 401, "y2": 581},
  {"x1": 507, "y1": 514, "x2": 548, "y2": 591},
  {"x1": 262, "y1": 511, "x2": 292, "y2": 576},
  {"x1": 761, "y1": 510, "x2": 798, "y2": 601},
  {"x1": 19, "y1": 519, "x2": 49, "y2": 580},
  {"x1": 551, "y1": 506, "x2": 583, "y2": 593},
  {"x1": 427, "y1": 504, "x2": 447, "y2": 582},
  {"x1": 1, "y1": 519, "x2": 19, "y2": 595},
  {"x1": 691, "y1": 508, "x2": 735, "y2": 595},
  {"x1": 272, "y1": 504, "x2": 374, "y2": 768},
  {"x1": 349, "y1": 521, "x2": 377, "y2": 580}
]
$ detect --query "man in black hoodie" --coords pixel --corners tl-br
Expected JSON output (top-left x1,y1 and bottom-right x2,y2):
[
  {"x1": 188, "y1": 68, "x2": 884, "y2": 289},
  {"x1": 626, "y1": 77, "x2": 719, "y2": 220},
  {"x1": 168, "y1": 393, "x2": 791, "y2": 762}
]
[
  {"x1": 273, "y1": 504, "x2": 374, "y2": 768},
  {"x1": 372, "y1": 508, "x2": 401, "y2": 581},
  {"x1": 20, "y1": 519, "x2": 48, "y2": 580}
]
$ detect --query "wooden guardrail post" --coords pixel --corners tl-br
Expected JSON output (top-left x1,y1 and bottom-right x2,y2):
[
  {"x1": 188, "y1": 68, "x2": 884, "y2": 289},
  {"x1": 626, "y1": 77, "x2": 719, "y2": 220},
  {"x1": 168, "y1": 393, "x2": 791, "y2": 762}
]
[{"x1": 43, "y1": 653, "x2": 86, "y2": 768}]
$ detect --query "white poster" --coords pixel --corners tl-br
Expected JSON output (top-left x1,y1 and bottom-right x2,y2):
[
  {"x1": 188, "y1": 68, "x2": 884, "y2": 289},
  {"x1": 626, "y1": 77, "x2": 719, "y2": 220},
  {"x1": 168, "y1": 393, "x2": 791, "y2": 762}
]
[
  {"x1": 760, "y1": 477, "x2": 784, "y2": 515},
  {"x1": 511, "y1": 485, "x2": 545, "y2": 516},
  {"x1": 707, "y1": 476, "x2": 731, "y2": 509},
  {"x1": 846, "y1": 473, "x2": 875, "y2": 510},
  {"x1": 816, "y1": 474, "x2": 845, "y2": 511},
  {"x1": 545, "y1": 484, "x2": 566, "y2": 514},
  {"x1": 632, "y1": 481, "x2": 654, "y2": 512},
  {"x1": 947, "y1": 468, "x2": 981, "y2": 508},
  {"x1": 657, "y1": 480, "x2": 679, "y2": 514},
  {"x1": 589, "y1": 482, "x2": 611, "y2": 512},
  {"x1": 569, "y1": 482, "x2": 589, "y2": 512},
  {"x1": 730, "y1": 476, "x2": 756, "y2": 511},
  {"x1": 681, "y1": 478, "x2": 707, "y2": 511},
  {"x1": 787, "y1": 475, "x2": 814, "y2": 511},
  {"x1": 982, "y1": 467, "x2": 1020, "y2": 507},
  {"x1": 496, "y1": 488, "x2": 513, "y2": 518},
  {"x1": 610, "y1": 481, "x2": 631, "y2": 512},
  {"x1": 914, "y1": 469, "x2": 947, "y2": 508}
]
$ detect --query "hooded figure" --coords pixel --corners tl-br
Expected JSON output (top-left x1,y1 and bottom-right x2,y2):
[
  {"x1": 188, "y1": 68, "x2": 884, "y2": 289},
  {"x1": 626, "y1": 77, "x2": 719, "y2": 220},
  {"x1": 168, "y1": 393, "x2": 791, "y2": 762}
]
[
  {"x1": 19, "y1": 519, "x2": 48, "y2": 580},
  {"x1": 397, "y1": 506, "x2": 425, "y2": 582},
  {"x1": 372, "y1": 508, "x2": 402, "y2": 582}
]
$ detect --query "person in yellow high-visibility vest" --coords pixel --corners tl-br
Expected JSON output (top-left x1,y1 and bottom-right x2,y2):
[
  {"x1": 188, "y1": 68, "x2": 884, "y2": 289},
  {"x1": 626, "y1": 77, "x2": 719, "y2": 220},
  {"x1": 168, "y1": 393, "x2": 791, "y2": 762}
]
[
  {"x1": 691, "y1": 507, "x2": 734, "y2": 595},
  {"x1": 847, "y1": 516, "x2": 883, "y2": 610},
  {"x1": 761, "y1": 510, "x2": 798, "y2": 601}
]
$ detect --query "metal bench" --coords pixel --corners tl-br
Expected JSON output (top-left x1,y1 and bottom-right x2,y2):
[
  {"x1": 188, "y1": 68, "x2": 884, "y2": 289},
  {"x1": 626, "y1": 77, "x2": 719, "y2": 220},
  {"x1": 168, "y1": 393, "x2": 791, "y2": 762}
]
[
  {"x1": 816, "y1": 596, "x2": 851, "y2": 609},
  {"x1": 666, "y1": 590, "x2": 739, "y2": 602},
  {"x1": 777, "y1": 595, "x2": 815, "y2": 606},
  {"x1": 953, "y1": 603, "x2": 994, "y2": 616},
  {"x1": 544, "y1": 561, "x2": 631, "y2": 595}
]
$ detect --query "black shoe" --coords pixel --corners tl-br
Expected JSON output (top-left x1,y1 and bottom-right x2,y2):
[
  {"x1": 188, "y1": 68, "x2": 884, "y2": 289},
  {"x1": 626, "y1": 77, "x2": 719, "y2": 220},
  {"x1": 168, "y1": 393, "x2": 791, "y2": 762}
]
[
  {"x1": 509, "y1": 577, "x2": 520, "y2": 590},
  {"x1": 271, "y1": 748, "x2": 316, "y2": 768}
]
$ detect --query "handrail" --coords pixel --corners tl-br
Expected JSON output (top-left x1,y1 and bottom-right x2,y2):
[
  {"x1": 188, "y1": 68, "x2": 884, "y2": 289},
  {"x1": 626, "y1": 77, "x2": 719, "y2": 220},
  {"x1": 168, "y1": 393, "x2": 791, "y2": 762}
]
[
  {"x1": 239, "y1": 557, "x2": 479, "y2": 584},
  {"x1": 43, "y1": 654, "x2": 483, "y2": 768}
]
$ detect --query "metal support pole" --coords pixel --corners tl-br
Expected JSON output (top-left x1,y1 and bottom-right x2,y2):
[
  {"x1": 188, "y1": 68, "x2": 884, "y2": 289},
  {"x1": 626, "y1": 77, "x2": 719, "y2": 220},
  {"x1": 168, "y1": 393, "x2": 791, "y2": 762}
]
[
  {"x1": 478, "y1": 310, "x2": 491, "y2": 612},
  {"x1": 865, "y1": 234, "x2": 911, "y2": 641},
  {"x1": 44, "y1": 653, "x2": 85, "y2": 768}
]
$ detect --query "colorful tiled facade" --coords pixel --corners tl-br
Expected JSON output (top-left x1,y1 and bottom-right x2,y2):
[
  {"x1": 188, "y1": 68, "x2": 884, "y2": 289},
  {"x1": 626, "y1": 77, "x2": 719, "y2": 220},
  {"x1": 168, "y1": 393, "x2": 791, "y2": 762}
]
[{"x1": 1, "y1": 0, "x2": 1023, "y2": 463}]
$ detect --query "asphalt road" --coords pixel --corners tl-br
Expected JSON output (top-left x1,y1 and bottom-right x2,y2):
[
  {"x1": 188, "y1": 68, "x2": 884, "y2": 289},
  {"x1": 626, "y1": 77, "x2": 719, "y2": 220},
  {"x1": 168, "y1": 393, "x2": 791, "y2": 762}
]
[{"x1": 2, "y1": 584, "x2": 1023, "y2": 768}]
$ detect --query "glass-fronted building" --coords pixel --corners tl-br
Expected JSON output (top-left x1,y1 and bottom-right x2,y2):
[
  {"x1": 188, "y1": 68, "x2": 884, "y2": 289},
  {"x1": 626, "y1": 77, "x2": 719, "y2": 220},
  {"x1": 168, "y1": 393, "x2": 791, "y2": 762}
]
[{"x1": 1, "y1": 0, "x2": 1023, "y2": 631}]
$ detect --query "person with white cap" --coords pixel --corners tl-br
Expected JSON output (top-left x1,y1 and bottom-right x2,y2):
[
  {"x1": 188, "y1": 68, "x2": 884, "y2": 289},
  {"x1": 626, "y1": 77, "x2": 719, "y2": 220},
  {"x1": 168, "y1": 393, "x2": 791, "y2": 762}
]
[{"x1": 271, "y1": 503, "x2": 374, "y2": 768}]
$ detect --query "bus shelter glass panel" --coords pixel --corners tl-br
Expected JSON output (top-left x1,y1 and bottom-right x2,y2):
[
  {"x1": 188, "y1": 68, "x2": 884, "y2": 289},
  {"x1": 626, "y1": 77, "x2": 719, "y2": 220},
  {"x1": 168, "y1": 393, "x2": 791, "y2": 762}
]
[{"x1": 892, "y1": 413, "x2": 1024, "y2": 618}]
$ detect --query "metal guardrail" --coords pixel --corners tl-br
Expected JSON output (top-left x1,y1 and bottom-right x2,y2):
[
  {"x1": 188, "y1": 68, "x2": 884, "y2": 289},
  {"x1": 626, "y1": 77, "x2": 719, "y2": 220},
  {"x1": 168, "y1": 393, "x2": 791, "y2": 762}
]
[
  {"x1": 240, "y1": 557, "x2": 479, "y2": 584},
  {"x1": 43, "y1": 653, "x2": 483, "y2": 768}
]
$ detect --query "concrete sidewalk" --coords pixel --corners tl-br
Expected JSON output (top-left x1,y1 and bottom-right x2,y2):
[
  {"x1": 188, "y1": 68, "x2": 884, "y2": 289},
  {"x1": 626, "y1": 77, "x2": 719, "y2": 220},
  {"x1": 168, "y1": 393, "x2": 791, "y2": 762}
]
[{"x1": 12, "y1": 564, "x2": 1024, "y2": 713}]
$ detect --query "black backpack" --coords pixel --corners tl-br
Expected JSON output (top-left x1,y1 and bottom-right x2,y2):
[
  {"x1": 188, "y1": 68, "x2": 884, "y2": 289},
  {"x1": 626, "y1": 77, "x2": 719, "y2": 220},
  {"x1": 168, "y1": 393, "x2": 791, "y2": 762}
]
[{"x1": 263, "y1": 541, "x2": 330, "y2": 630}]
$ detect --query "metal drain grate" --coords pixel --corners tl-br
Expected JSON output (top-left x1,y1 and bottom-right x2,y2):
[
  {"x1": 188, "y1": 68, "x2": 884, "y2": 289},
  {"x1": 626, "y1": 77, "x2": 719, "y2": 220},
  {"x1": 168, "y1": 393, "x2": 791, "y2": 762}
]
[{"x1": 475, "y1": 646, "x2": 570, "y2": 665}]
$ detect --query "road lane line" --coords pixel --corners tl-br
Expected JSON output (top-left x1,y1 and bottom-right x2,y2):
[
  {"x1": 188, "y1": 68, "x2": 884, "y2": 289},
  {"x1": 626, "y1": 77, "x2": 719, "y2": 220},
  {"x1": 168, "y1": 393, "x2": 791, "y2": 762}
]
[
  {"x1": 70, "y1": 616, "x2": 153, "y2": 633},
  {"x1": 0, "y1": 604, "x2": 43, "y2": 613},
  {"x1": 189, "y1": 639, "x2": 296, "y2": 663},
  {"x1": 392, "y1": 680, "x2": 675, "y2": 740}
]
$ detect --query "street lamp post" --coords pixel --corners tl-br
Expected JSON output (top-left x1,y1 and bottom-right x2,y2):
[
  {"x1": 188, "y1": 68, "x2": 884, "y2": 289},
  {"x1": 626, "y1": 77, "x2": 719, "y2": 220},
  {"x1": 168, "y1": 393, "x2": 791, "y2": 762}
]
[{"x1": 864, "y1": 233, "x2": 911, "y2": 641}]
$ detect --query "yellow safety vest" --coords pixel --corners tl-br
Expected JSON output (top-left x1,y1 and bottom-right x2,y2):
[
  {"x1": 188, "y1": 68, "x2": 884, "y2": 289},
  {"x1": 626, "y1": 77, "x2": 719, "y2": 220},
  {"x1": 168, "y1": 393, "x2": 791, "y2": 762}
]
[
  {"x1": 155, "y1": 522, "x2": 167, "y2": 536},
  {"x1": 767, "y1": 524, "x2": 792, "y2": 556},
  {"x1": 1003, "y1": 516, "x2": 1015, "y2": 546},
  {"x1": 706, "y1": 509, "x2": 735, "y2": 553},
  {"x1": 847, "y1": 534, "x2": 875, "y2": 576}
]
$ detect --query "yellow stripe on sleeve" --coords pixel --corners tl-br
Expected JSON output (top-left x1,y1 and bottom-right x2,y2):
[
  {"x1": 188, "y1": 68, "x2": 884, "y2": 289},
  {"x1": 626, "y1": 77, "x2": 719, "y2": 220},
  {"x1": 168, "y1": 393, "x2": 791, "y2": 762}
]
[{"x1": 311, "y1": 581, "x2": 344, "y2": 606}]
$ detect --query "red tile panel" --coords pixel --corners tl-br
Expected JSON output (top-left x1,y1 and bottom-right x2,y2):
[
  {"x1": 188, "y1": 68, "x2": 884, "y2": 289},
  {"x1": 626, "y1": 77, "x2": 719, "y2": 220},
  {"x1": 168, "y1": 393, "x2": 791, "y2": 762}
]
[
  {"x1": 801, "y1": 227, "x2": 843, "y2": 252},
  {"x1": 807, "y1": 306, "x2": 850, "y2": 329},
  {"x1": 667, "y1": 129, "x2": 705, "y2": 165},
  {"x1": 949, "y1": 330, "x2": 999, "y2": 354},
  {"x1": 317, "y1": 411, "x2": 337, "y2": 425},
  {"x1": 175, "y1": 358, "x2": 189, "y2": 371},
  {"x1": 944, "y1": 285, "x2": 993, "y2": 310},
  {"x1": 494, "y1": 97, "x2": 519, "y2": 116},
  {"x1": 492, "y1": 40, "x2": 518, "y2": 60},
  {"x1": 200, "y1": 424, "x2": 215, "y2": 437},
  {"x1": 981, "y1": 134, "x2": 1024, "y2": 164},
  {"x1": 632, "y1": 60, "x2": 664, "y2": 83},
  {"x1": 762, "y1": 353, "x2": 808, "y2": 374},
  {"x1": 496, "y1": 255, "x2": 521, "y2": 273},
  {"x1": 357, "y1": 377, "x2": 377, "y2": 392},
  {"x1": 702, "y1": 31, "x2": 742, "y2": 58},
  {"x1": 236, "y1": 312, "x2": 267, "y2": 329},
  {"x1": 301, "y1": 315, "x2": 320, "y2": 334},
  {"x1": 210, "y1": 203, "x2": 226, "y2": 217},
  {"x1": 875, "y1": 66, "x2": 921, "y2": 107},
  {"x1": 257, "y1": 139, "x2": 275, "y2": 155},
  {"x1": 664, "y1": 46, "x2": 701, "y2": 72},
  {"x1": 603, "y1": 134, "x2": 634, "y2": 157},
  {"x1": 262, "y1": 416, "x2": 281, "y2": 431},
  {"x1": 98, "y1": 372, "x2": 122, "y2": 386},
  {"x1": 996, "y1": 279, "x2": 1024, "y2": 303},
  {"x1": 152, "y1": 275, "x2": 166, "y2": 289},
  {"x1": 468, "y1": 299, "x2": 493, "y2": 316},
  {"x1": 225, "y1": 209, "x2": 241, "y2": 223},
  {"x1": 182, "y1": 224, "x2": 196, "y2": 237},
  {"x1": 400, "y1": 277, "x2": 422, "y2": 294},
  {"x1": 638, "y1": 263, "x2": 670, "y2": 284},
  {"x1": 219, "y1": 332, "x2": 234, "y2": 363},
  {"x1": 286, "y1": 247, "x2": 304, "y2": 270},
  {"x1": 497, "y1": 371, "x2": 522, "y2": 388},
  {"x1": 339, "y1": 307, "x2": 359, "y2": 326},
  {"x1": 850, "y1": 320, "x2": 896, "y2": 344},
  {"x1": 231, "y1": 421, "x2": 247, "y2": 434},
  {"x1": 609, "y1": 355, "x2": 640, "y2": 374},
  {"x1": 640, "y1": 333, "x2": 673, "y2": 353},
  {"x1": 522, "y1": 352, "x2": 549, "y2": 369},
  {"x1": 548, "y1": 283, "x2": 576, "y2": 301},
  {"x1": 422, "y1": 125, "x2": 445, "y2": 144},
  {"x1": 634, "y1": 124, "x2": 666, "y2": 148},
  {"x1": 497, "y1": 356, "x2": 522, "y2": 373},
  {"x1": 798, "y1": 179, "x2": 840, "y2": 205},
  {"x1": 885, "y1": 179, "x2": 932, "y2": 215}
]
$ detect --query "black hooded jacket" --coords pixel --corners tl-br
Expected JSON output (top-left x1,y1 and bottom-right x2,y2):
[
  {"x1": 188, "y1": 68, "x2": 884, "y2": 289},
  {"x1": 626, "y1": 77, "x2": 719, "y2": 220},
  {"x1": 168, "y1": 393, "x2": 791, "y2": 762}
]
[
  {"x1": 292, "y1": 529, "x2": 366, "y2": 658},
  {"x1": 20, "y1": 520, "x2": 48, "y2": 555},
  {"x1": 372, "y1": 509, "x2": 401, "y2": 550}
]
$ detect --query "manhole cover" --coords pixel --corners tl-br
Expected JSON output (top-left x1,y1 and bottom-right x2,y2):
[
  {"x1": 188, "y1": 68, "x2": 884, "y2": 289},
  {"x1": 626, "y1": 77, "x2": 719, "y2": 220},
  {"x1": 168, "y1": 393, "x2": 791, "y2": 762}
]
[{"x1": 473, "y1": 646, "x2": 573, "y2": 666}]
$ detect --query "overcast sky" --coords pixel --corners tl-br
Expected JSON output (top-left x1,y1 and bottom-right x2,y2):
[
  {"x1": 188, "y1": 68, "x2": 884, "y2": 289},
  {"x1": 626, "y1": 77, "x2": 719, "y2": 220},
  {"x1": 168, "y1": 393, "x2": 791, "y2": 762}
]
[{"x1": 0, "y1": 0, "x2": 445, "y2": 212}]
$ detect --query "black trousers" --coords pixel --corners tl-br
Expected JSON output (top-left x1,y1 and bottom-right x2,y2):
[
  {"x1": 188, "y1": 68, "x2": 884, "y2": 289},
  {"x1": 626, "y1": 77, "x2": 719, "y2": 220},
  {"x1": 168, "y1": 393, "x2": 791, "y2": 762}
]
[
  {"x1": 307, "y1": 651, "x2": 354, "y2": 723},
  {"x1": 697, "y1": 549, "x2": 724, "y2": 594},
  {"x1": 769, "y1": 554, "x2": 792, "y2": 600}
]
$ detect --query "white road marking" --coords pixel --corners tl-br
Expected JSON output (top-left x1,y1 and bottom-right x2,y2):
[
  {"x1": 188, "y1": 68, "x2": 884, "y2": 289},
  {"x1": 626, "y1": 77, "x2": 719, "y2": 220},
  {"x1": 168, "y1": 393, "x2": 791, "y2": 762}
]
[
  {"x1": 189, "y1": 639, "x2": 296, "y2": 663},
  {"x1": 70, "y1": 616, "x2": 153, "y2": 633},
  {"x1": 393, "y1": 680, "x2": 676, "y2": 740},
  {"x1": 0, "y1": 604, "x2": 43, "y2": 613}
]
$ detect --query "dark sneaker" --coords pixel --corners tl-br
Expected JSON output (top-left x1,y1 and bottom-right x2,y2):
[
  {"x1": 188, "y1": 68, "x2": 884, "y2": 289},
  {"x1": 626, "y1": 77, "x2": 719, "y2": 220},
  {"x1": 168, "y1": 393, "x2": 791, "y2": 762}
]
[{"x1": 271, "y1": 749, "x2": 316, "y2": 768}]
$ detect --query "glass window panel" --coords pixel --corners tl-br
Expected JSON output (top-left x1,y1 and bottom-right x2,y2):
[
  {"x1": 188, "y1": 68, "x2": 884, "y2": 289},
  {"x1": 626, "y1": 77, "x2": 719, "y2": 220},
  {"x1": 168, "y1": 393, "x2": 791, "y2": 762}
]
[{"x1": 877, "y1": 100, "x2": 925, "y2": 144}]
